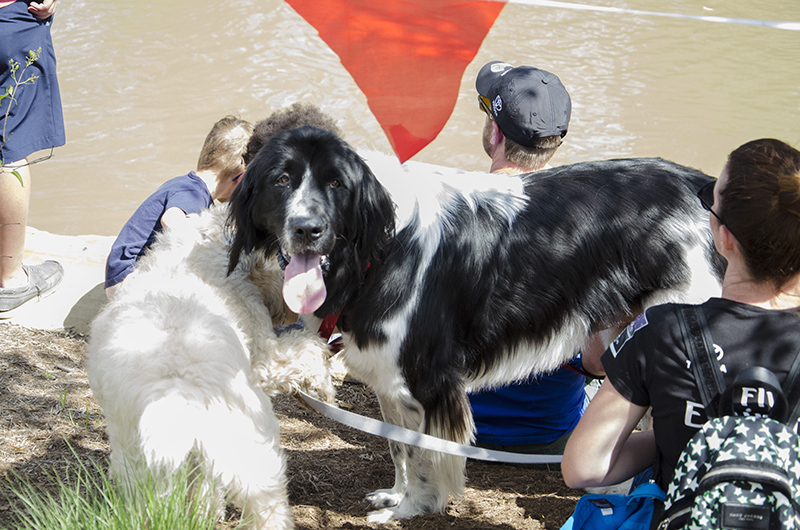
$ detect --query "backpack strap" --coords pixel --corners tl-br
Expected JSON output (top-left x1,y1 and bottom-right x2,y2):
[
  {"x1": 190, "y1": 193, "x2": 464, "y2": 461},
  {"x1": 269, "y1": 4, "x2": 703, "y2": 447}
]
[
  {"x1": 782, "y1": 348, "x2": 800, "y2": 426},
  {"x1": 678, "y1": 305, "x2": 800, "y2": 426},
  {"x1": 677, "y1": 306, "x2": 725, "y2": 418}
]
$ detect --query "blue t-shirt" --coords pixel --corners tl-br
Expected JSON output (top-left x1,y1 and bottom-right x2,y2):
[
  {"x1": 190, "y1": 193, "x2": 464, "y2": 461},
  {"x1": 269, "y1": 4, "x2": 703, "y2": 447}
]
[
  {"x1": 105, "y1": 172, "x2": 212, "y2": 288},
  {"x1": 469, "y1": 360, "x2": 587, "y2": 446}
]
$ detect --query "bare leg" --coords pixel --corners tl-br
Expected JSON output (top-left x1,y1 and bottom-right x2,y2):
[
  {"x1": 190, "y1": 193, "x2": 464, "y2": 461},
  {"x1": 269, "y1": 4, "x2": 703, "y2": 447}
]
[
  {"x1": 0, "y1": 160, "x2": 63, "y2": 312},
  {"x1": 0, "y1": 160, "x2": 30, "y2": 288}
]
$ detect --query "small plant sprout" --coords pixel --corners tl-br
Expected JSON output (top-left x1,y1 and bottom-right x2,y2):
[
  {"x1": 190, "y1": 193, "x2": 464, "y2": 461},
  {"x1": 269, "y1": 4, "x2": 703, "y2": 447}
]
[{"x1": 0, "y1": 47, "x2": 42, "y2": 186}]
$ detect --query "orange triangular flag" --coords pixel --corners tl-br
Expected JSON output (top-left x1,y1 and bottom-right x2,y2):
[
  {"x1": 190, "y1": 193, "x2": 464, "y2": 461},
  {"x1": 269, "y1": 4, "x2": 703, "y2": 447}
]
[{"x1": 285, "y1": 0, "x2": 506, "y2": 162}]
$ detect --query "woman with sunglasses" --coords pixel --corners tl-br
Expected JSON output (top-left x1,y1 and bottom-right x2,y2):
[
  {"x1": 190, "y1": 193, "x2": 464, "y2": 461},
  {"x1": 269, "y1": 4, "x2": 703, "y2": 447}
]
[{"x1": 561, "y1": 138, "x2": 800, "y2": 522}]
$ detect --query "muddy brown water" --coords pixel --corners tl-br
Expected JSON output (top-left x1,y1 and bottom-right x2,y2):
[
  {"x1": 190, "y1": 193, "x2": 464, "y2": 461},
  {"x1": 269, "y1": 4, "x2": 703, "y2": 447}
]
[{"x1": 23, "y1": 0, "x2": 800, "y2": 236}]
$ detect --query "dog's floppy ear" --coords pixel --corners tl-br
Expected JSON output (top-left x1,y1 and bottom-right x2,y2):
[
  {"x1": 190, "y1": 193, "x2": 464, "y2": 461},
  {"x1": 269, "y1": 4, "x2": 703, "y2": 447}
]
[
  {"x1": 226, "y1": 173, "x2": 252, "y2": 274},
  {"x1": 226, "y1": 153, "x2": 277, "y2": 275},
  {"x1": 348, "y1": 150, "x2": 396, "y2": 272}
]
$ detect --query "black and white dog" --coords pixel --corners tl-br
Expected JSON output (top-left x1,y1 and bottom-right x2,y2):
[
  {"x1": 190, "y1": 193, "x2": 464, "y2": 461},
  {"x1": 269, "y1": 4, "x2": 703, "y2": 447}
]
[{"x1": 228, "y1": 126, "x2": 725, "y2": 522}]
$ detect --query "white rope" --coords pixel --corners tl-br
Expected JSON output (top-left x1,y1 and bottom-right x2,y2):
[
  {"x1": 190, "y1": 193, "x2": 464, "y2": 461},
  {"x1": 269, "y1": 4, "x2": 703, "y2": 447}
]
[
  {"x1": 505, "y1": 0, "x2": 800, "y2": 31},
  {"x1": 299, "y1": 391, "x2": 563, "y2": 465}
]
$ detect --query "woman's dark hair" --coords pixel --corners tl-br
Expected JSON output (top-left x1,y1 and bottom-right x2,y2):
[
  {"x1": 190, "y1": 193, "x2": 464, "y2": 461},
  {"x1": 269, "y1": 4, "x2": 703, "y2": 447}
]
[{"x1": 720, "y1": 138, "x2": 800, "y2": 288}]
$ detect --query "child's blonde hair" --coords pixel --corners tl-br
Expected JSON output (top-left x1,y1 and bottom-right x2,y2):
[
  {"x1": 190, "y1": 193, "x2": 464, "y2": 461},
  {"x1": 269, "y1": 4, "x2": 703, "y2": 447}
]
[{"x1": 197, "y1": 116, "x2": 254, "y2": 181}]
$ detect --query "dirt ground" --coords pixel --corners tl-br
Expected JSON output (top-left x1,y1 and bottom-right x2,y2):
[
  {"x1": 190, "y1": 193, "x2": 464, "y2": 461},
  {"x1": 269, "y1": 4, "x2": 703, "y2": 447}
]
[{"x1": 0, "y1": 322, "x2": 582, "y2": 529}]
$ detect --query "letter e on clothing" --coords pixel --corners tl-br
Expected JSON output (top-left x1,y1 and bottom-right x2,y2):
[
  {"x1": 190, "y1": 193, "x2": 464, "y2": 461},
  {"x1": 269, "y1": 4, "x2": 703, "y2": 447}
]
[{"x1": 684, "y1": 400, "x2": 705, "y2": 429}]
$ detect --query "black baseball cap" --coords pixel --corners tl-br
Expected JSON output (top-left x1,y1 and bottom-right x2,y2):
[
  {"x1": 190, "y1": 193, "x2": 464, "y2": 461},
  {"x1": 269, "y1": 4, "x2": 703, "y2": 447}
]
[{"x1": 476, "y1": 61, "x2": 571, "y2": 147}]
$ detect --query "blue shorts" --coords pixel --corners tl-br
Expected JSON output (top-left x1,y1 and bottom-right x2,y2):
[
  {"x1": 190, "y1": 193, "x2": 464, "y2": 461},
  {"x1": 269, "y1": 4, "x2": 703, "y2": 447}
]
[{"x1": 0, "y1": 1, "x2": 65, "y2": 163}]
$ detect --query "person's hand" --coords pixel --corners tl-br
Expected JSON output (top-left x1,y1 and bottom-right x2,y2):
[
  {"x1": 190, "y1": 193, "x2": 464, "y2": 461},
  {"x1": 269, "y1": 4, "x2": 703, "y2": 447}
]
[
  {"x1": 160, "y1": 207, "x2": 190, "y2": 232},
  {"x1": 28, "y1": 0, "x2": 57, "y2": 20}
]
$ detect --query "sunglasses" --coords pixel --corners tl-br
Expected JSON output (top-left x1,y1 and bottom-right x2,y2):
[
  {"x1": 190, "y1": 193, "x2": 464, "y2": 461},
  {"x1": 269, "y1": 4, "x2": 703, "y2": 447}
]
[
  {"x1": 478, "y1": 94, "x2": 494, "y2": 120},
  {"x1": 697, "y1": 181, "x2": 724, "y2": 224},
  {"x1": 697, "y1": 180, "x2": 745, "y2": 247}
]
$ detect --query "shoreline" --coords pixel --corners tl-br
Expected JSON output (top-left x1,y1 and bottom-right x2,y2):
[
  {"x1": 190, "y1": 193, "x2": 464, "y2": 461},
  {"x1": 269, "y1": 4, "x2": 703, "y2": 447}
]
[{"x1": 0, "y1": 227, "x2": 114, "y2": 334}]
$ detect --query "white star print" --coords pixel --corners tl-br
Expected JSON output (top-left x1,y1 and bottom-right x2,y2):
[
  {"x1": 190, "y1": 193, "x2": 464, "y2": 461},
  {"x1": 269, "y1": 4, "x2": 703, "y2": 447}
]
[
  {"x1": 717, "y1": 449, "x2": 735, "y2": 461},
  {"x1": 774, "y1": 491, "x2": 791, "y2": 509},
  {"x1": 790, "y1": 459, "x2": 800, "y2": 478},
  {"x1": 734, "y1": 422, "x2": 751, "y2": 436},
  {"x1": 759, "y1": 445, "x2": 775, "y2": 461},
  {"x1": 667, "y1": 481, "x2": 679, "y2": 497},
  {"x1": 776, "y1": 429, "x2": 794, "y2": 445},
  {"x1": 706, "y1": 430, "x2": 724, "y2": 451}
]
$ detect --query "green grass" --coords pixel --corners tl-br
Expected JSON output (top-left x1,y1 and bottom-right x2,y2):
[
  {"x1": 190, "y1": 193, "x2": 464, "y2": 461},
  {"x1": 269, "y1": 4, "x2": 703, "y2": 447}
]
[{"x1": 2, "y1": 452, "x2": 244, "y2": 530}]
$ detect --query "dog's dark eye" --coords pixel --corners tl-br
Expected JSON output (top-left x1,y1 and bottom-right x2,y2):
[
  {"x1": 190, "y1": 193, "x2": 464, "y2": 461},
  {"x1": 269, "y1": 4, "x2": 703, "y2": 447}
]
[
  {"x1": 277, "y1": 173, "x2": 290, "y2": 185},
  {"x1": 330, "y1": 179, "x2": 341, "y2": 189}
]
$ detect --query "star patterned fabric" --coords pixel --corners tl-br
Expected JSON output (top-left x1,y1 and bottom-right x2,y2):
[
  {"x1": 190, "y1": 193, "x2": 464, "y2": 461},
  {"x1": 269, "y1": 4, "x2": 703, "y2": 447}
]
[{"x1": 661, "y1": 416, "x2": 800, "y2": 529}]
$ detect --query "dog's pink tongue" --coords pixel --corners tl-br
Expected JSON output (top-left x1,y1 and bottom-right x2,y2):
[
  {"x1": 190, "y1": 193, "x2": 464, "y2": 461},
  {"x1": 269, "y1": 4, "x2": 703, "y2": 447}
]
[{"x1": 283, "y1": 252, "x2": 327, "y2": 314}]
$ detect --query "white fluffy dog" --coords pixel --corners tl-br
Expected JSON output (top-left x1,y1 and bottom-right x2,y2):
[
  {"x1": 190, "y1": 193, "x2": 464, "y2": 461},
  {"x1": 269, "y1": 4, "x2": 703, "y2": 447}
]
[{"x1": 86, "y1": 204, "x2": 334, "y2": 530}]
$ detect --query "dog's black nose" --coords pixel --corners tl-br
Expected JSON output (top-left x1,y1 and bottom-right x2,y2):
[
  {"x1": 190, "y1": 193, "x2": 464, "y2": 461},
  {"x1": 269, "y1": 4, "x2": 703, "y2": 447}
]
[{"x1": 290, "y1": 216, "x2": 325, "y2": 243}]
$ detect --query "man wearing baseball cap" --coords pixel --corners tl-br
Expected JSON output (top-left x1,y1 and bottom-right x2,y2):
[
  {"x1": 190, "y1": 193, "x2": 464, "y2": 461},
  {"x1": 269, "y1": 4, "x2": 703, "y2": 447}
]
[
  {"x1": 469, "y1": 61, "x2": 600, "y2": 460},
  {"x1": 476, "y1": 60, "x2": 571, "y2": 174}
]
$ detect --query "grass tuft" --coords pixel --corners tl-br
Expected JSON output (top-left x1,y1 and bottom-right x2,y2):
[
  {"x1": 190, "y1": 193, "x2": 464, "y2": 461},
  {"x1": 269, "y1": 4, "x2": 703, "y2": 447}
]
[{"x1": 2, "y1": 448, "x2": 241, "y2": 530}]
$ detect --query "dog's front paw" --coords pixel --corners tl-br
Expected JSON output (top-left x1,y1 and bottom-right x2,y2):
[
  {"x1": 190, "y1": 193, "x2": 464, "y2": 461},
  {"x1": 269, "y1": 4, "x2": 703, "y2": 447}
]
[
  {"x1": 298, "y1": 369, "x2": 335, "y2": 403},
  {"x1": 364, "y1": 488, "x2": 402, "y2": 509},
  {"x1": 256, "y1": 329, "x2": 335, "y2": 402},
  {"x1": 365, "y1": 488, "x2": 439, "y2": 521},
  {"x1": 289, "y1": 339, "x2": 335, "y2": 403},
  {"x1": 365, "y1": 496, "x2": 425, "y2": 522}
]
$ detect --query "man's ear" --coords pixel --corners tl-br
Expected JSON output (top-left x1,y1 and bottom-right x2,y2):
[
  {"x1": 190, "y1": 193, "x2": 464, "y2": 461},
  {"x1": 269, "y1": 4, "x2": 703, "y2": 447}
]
[{"x1": 491, "y1": 120, "x2": 505, "y2": 147}]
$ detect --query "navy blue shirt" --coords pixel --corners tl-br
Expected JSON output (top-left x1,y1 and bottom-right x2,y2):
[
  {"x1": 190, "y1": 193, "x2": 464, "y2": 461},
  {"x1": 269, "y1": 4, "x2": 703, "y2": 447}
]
[
  {"x1": 105, "y1": 172, "x2": 212, "y2": 288},
  {"x1": 469, "y1": 360, "x2": 587, "y2": 446}
]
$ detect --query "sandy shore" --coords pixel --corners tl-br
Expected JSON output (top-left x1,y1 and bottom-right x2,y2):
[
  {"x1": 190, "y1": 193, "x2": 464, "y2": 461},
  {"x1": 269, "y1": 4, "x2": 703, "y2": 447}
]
[{"x1": 0, "y1": 227, "x2": 114, "y2": 334}]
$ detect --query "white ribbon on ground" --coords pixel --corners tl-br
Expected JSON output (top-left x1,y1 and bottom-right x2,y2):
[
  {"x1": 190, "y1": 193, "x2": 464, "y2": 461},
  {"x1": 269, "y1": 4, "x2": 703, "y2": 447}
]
[{"x1": 299, "y1": 391, "x2": 564, "y2": 465}]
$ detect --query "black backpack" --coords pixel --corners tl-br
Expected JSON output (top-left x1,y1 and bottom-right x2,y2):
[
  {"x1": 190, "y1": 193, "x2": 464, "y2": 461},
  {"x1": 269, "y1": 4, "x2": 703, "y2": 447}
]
[{"x1": 657, "y1": 306, "x2": 800, "y2": 530}]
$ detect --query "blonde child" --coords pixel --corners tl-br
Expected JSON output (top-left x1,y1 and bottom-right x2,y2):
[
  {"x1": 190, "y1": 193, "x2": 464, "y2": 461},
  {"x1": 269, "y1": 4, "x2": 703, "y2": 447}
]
[{"x1": 104, "y1": 116, "x2": 252, "y2": 299}]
